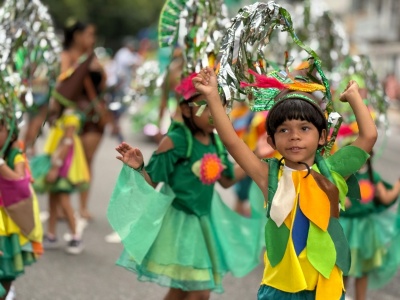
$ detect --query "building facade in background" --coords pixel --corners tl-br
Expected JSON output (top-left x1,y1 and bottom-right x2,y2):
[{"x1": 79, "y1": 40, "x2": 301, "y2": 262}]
[{"x1": 325, "y1": 0, "x2": 400, "y2": 79}]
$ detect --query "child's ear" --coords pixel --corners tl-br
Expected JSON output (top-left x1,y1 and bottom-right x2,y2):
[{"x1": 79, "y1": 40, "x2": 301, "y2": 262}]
[
  {"x1": 180, "y1": 103, "x2": 191, "y2": 118},
  {"x1": 267, "y1": 135, "x2": 276, "y2": 149},
  {"x1": 319, "y1": 129, "x2": 327, "y2": 146}
]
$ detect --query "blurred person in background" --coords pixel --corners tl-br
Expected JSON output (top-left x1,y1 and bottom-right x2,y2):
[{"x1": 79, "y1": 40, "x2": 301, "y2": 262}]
[
  {"x1": 23, "y1": 63, "x2": 50, "y2": 157},
  {"x1": 34, "y1": 19, "x2": 98, "y2": 254},
  {"x1": 74, "y1": 24, "x2": 108, "y2": 221},
  {"x1": 110, "y1": 38, "x2": 142, "y2": 142},
  {"x1": 384, "y1": 73, "x2": 400, "y2": 105}
]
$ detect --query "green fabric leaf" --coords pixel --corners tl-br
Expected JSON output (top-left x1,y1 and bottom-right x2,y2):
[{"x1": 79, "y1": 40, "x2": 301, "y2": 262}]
[
  {"x1": 328, "y1": 218, "x2": 351, "y2": 275},
  {"x1": 331, "y1": 171, "x2": 348, "y2": 210},
  {"x1": 325, "y1": 146, "x2": 369, "y2": 178},
  {"x1": 307, "y1": 222, "x2": 336, "y2": 278},
  {"x1": 265, "y1": 219, "x2": 290, "y2": 267},
  {"x1": 346, "y1": 173, "x2": 360, "y2": 200}
]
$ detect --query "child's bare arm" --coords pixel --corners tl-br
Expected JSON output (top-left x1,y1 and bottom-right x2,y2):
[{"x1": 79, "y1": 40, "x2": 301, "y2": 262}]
[
  {"x1": 218, "y1": 164, "x2": 247, "y2": 188},
  {"x1": 376, "y1": 179, "x2": 400, "y2": 205},
  {"x1": 193, "y1": 67, "x2": 269, "y2": 192},
  {"x1": 340, "y1": 80, "x2": 377, "y2": 153},
  {"x1": 0, "y1": 161, "x2": 25, "y2": 180}
]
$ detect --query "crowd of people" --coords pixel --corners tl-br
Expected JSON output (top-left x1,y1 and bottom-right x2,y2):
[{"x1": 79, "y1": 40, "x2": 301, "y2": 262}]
[{"x1": 0, "y1": 1, "x2": 400, "y2": 300}]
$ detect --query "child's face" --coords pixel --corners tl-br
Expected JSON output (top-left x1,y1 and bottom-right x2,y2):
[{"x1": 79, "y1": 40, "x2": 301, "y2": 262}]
[
  {"x1": 192, "y1": 103, "x2": 215, "y2": 134},
  {"x1": 267, "y1": 119, "x2": 326, "y2": 170}
]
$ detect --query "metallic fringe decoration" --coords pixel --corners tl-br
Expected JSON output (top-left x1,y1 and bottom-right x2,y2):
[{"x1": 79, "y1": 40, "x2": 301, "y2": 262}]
[
  {"x1": 217, "y1": 1, "x2": 342, "y2": 157},
  {"x1": 0, "y1": 0, "x2": 61, "y2": 154},
  {"x1": 158, "y1": 0, "x2": 230, "y2": 76}
]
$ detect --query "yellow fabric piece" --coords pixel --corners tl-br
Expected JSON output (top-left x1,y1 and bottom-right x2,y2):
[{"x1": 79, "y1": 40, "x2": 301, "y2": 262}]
[
  {"x1": 68, "y1": 135, "x2": 90, "y2": 185},
  {"x1": 0, "y1": 211, "x2": 4, "y2": 232},
  {"x1": 14, "y1": 154, "x2": 25, "y2": 165},
  {"x1": 298, "y1": 173, "x2": 330, "y2": 231},
  {"x1": 263, "y1": 186, "x2": 319, "y2": 292},
  {"x1": 261, "y1": 169, "x2": 344, "y2": 297},
  {"x1": 316, "y1": 266, "x2": 344, "y2": 300},
  {"x1": 43, "y1": 112, "x2": 90, "y2": 185}
]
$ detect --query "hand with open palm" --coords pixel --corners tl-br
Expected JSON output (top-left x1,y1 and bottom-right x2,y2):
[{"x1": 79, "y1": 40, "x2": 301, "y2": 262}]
[{"x1": 116, "y1": 142, "x2": 144, "y2": 170}]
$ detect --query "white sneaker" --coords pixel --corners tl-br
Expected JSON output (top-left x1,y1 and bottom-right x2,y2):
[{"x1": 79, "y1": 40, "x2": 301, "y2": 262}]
[
  {"x1": 6, "y1": 285, "x2": 16, "y2": 300},
  {"x1": 104, "y1": 231, "x2": 121, "y2": 243},
  {"x1": 63, "y1": 217, "x2": 88, "y2": 242},
  {"x1": 66, "y1": 239, "x2": 84, "y2": 255},
  {"x1": 39, "y1": 211, "x2": 49, "y2": 223}
]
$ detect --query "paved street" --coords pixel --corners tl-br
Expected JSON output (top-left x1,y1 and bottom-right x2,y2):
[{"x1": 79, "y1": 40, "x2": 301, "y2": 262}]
[{"x1": 14, "y1": 107, "x2": 400, "y2": 300}]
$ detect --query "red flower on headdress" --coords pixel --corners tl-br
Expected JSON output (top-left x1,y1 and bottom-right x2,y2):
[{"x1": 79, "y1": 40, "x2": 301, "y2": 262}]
[{"x1": 175, "y1": 73, "x2": 199, "y2": 100}]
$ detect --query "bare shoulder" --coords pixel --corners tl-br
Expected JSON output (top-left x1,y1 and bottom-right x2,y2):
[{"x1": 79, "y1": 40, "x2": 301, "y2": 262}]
[{"x1": 155, "y1": 136, "x2": 175, "y2": 154}]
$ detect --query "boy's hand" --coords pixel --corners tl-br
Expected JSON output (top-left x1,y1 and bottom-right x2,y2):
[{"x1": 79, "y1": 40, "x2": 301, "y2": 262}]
[
  {"x1": 340, "y1": 80, "x2": 360, "y2": 102},
  {"x1": 116, "y1": 142, "x2": 144, "y2": 169},
  {"x1": 192, "y1": 67, "x2": 219, "y2": 98}
]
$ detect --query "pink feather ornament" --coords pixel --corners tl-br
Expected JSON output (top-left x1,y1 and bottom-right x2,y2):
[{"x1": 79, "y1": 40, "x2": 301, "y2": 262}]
[
  {"x1": 240, "y1": 69, "x2": 287, "y2": 90},
  {"x1": 175, "y1": 73, "x2": 199, "y2": 100}
]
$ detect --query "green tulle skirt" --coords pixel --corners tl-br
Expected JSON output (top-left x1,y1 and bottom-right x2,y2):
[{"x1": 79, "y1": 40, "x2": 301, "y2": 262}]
[
  {"x1": 340, "y1": 209, "x2": 400, "y2": 289},
  {"x1": 0, "y1": 234, "x2": 36, "y2": 281},
  {"x1": 108, "y1": 165, "x2": 264, "y2": 292}
]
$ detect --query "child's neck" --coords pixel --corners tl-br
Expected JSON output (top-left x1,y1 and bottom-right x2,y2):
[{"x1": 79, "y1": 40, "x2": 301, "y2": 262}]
[
  {"x1": 283, "y1": 157, "x2": 315, "y2": 171},
  {"x1": 194, "y1": 132, "x2": 211, "y2": 145}
]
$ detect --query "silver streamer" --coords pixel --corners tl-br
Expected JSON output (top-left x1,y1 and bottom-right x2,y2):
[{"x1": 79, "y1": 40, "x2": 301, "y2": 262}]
[
  {"x1": 159, "y1": 0, "x2": 230, "y2": 75},
  {"x1": 0, "y1": 0, "x2": 61, "y2": 110}
]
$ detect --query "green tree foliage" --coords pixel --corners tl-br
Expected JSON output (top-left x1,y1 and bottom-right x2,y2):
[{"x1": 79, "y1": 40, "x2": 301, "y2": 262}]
[{"x1": 40, "y1": 0, "x2": 165, "y2": 49}]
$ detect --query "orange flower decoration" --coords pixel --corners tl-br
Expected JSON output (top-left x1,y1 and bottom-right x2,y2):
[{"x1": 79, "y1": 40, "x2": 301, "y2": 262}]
[
  {"x1": 359, "y1": 179, "x2": 375, "y2": 204},
  {"x1": 199, "y1": 153, "x2": 225, "y2": 185}
]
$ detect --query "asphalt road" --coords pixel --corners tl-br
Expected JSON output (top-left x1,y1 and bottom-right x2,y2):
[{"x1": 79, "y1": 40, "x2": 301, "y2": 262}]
[{"x1": 14, "y1": 108, "x2": 400, "y2": 300}]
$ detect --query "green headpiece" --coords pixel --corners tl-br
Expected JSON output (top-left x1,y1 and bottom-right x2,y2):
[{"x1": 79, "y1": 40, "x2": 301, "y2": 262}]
[{"x1": 217, "y1": 1, "x2": 342, "y2": 156}]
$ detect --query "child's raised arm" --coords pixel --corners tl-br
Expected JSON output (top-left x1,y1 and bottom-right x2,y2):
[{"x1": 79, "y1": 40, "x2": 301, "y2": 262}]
[
  {"x1": 376, "y1": 179, "x2": 400, "y2": 205},
  {"x1": 116, "y1": 142, "x2": 156, "y2": 188},
  {"x1": 340, "y1": 80, "x2": 377, "y2": 153},
  {"x1": 193, "y1": 67, "x2": 269, "y2": 192}
]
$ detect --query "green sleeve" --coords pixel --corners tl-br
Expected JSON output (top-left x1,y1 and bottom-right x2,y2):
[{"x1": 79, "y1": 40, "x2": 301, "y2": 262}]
[
  {"x1": 145, "y1": 126, "x2": 188, "y2": 184},
  {"x1": 325, "y1": 145, "x2": 369, "y2": 178}
]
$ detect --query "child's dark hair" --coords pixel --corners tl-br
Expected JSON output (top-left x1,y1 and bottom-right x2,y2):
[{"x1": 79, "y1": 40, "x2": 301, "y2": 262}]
[
  {"x1": 366, "y1": 150, "x2": 374, "y2": 183},
  {"x1": 266, "y1": 94, "x2": 327, "y2": 144},
  {"x1": 63, "y1": 20, "x2": 89, "y2": 50}
]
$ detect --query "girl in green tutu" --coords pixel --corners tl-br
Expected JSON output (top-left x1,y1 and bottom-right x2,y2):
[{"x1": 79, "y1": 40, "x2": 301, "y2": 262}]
[
  {"x1": 108, "y1": 74, "x2": 264, "y2": 300},
  {"x1": 340, "y1": 150, "x2": 400, "y2": 300}
]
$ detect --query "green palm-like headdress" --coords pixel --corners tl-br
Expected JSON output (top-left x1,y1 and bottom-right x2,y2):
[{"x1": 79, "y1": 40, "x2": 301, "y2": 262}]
[
  {"x1": 217, "y1": 1, "x2": 342, "y2": 156},
  {"x1": 158, "y1": 0, "x2": 230, "y2": 76}
]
